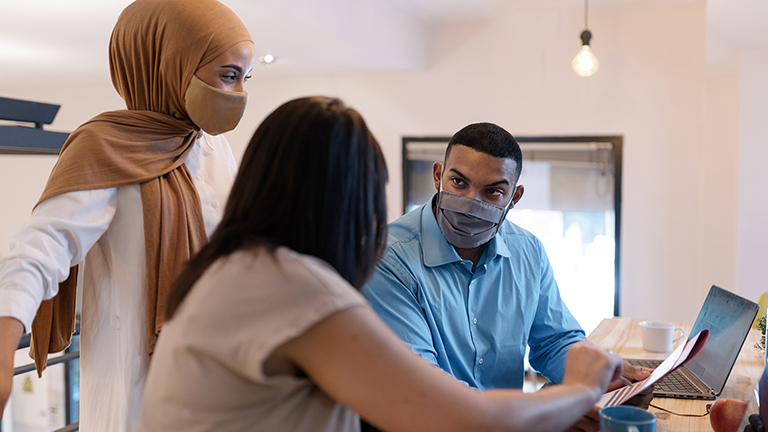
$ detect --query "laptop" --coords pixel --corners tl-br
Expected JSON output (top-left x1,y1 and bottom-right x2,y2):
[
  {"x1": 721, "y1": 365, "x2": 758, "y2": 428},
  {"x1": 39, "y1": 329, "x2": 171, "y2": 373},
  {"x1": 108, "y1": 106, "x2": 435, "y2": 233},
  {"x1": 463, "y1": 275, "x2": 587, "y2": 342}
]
[{"x1": 626, "y1": 285, "x2": 759, "y2": 400}]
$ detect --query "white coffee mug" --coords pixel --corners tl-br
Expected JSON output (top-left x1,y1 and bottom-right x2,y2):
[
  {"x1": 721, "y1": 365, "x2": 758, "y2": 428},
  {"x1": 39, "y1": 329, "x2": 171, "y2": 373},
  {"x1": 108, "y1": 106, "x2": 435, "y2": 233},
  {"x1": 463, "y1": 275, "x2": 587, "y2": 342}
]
[{"x1": 639, "y1": 321, "x2": 685, "y2": 353}]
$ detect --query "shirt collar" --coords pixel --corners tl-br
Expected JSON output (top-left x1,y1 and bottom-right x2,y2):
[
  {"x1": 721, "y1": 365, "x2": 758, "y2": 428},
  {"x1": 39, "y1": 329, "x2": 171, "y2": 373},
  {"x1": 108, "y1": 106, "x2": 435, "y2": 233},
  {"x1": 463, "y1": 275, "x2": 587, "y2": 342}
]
[
  {"x1": 420, "y1": 195, "x2": 512, "y2": 268},
  {"x1": 485, "y1": 224, "x2": 511, "y2": 261}
]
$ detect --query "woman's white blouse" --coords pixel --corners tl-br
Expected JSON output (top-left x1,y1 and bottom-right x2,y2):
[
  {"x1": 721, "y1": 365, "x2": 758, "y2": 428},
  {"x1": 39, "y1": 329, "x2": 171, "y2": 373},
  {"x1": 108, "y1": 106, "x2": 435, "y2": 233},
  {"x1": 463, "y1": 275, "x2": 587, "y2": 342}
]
[{"x1": 0, "y1": 132, "x2": 238, "y2": 432}]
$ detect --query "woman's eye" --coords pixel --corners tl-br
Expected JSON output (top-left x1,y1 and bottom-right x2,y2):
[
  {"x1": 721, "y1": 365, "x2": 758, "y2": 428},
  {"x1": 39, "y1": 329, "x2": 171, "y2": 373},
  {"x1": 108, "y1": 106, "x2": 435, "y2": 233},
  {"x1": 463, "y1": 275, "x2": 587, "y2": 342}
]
[
  {"x1": 451, "y1": 178, "x2": 464, "y2": 185},
  {"x1": 244, "y1": 74, "x2": 252, "y2": 82},
  {"x1": 222, "y1": 74, "x2": 237, "y2": 82}
]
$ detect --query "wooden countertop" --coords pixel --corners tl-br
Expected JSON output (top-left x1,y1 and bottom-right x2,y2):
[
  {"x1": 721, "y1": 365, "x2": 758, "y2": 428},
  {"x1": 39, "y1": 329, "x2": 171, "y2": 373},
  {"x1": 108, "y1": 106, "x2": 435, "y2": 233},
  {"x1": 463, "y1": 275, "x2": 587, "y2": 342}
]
[{"x1": 588, "y1": 317, "x2": 764, "y2": 432}]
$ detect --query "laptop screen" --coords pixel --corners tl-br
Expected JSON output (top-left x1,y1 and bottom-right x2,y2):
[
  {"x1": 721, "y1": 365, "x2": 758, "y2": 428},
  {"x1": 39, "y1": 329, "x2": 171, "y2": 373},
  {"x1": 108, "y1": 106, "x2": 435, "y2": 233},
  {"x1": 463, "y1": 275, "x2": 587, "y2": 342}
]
[{"x1": 683, "y1": 285, "x2": 759, "y2": 395}]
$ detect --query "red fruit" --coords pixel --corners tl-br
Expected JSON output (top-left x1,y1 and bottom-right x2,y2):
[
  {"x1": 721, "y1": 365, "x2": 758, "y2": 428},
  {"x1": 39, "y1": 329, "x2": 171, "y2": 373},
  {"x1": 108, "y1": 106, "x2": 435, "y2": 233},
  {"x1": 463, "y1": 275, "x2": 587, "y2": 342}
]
[{"x1": 710, "y1": 398, "x2": 749, "y2": 432}]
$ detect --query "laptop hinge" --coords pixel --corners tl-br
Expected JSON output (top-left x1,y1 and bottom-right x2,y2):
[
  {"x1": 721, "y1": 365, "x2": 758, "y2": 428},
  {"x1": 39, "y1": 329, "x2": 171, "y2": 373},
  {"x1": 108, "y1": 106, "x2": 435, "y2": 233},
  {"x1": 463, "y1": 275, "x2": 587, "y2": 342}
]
[{"x1": 683, "y1": 365, "x2": 716, "y2": 396}]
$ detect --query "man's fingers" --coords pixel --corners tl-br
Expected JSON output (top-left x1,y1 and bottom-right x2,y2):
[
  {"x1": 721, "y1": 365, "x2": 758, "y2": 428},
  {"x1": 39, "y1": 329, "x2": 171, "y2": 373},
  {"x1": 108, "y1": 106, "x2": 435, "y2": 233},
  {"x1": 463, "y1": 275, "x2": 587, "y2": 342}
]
[
  {"x1": 622, "y1": 363, "x2": 652, "y2": 381},
  {"x1": 748, "y1": 414, "x2": 765, "y2": 432}
]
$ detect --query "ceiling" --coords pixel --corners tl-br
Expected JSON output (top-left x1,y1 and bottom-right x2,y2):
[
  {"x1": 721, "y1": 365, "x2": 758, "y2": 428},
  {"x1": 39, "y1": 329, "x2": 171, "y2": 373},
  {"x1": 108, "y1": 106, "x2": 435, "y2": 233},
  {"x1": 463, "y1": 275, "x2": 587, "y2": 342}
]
[
  {"x1": 0, "y1": 0, "x2": 764, "y2": 80},
  {"x1": 0, "y1": 0, "x2": 498, "y2": 78},
  {"x1": 707, "y1": 0, "x2": 768, "y2": 64}
]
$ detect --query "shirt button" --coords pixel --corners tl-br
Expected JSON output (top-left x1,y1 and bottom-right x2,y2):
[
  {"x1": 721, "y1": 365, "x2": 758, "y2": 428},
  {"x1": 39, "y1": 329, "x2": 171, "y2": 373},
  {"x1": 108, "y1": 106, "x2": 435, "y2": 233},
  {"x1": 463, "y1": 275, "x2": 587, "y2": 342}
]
[
  {"x1": 479, "y1": 358, "x2": 483, "y2": 364},
  {"x1": 212, "y1": 201, "x2": 219, "y2": 209},
  {"x1": 196, "y1": 174, "x2": 203, "y2": 181},
  {"x1": 473, "y1": 318, "x2": 477, "y2": 324}
]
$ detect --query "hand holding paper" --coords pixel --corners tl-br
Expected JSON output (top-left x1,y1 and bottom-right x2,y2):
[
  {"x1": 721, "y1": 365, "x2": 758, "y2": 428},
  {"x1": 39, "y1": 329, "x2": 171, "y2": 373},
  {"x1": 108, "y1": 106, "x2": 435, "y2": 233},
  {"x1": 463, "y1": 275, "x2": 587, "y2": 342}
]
[{"x1": 597, "y1": 329, "x2": 710, "y2": 408}]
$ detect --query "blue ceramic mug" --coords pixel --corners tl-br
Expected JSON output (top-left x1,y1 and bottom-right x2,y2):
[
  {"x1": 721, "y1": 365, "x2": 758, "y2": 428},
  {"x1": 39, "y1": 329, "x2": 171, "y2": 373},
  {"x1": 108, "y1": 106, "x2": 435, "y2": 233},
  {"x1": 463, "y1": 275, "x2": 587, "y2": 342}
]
[{"x1": 599, "y1": 406, "x2": 657, "y2": 432}]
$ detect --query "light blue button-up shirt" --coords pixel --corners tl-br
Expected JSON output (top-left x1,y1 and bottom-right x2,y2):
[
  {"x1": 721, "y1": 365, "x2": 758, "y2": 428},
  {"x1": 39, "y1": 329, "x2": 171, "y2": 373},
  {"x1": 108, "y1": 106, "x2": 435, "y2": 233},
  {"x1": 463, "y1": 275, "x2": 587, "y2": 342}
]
[{"x1": 362, "y1": 198, "x2": 585, "y2": 390}]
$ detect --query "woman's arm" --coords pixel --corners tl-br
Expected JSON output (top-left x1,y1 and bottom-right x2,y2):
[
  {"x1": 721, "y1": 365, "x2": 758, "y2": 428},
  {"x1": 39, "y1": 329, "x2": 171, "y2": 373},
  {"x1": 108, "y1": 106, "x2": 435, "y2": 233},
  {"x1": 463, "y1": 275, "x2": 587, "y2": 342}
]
[
  {"x1": 0, "y1": 317, "x2": 24, "y2": 418},
  {"x1": 0, "y1": 189, "x2": 117, "y2": 332},
  {"x1": 0, "y1": 189, "x2": 116, "y2": 418},
  {"x1": 268, "y1": 306, "x2": 622, "y2": 432}
]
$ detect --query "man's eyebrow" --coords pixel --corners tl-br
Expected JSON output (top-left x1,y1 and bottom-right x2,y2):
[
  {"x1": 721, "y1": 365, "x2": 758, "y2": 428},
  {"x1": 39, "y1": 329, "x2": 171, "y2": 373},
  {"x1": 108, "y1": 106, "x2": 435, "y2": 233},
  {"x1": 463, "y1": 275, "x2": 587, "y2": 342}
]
[
  {"x1": 449, "y1": 168, "x2": 509, "y2": 187},
  {"x1": 449, "y1": 168, "x2": 469, "y2": 182},
  {"x1": 486, "y1": 179, "x2": 509, "y2": 187}
]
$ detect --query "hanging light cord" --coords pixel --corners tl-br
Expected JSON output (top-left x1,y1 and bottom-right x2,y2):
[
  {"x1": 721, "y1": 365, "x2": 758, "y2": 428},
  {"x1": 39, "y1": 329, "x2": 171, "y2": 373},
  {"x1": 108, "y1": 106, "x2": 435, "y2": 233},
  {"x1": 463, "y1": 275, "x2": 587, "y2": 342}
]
[{"x1": 584, "y1": 0, "x2": 589, "y2": 30}]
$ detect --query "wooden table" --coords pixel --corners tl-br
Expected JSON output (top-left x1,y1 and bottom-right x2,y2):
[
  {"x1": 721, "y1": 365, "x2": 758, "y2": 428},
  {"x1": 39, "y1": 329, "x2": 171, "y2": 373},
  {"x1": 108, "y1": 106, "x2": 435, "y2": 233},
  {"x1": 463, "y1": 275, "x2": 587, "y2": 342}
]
[{"x1": 589, "y1": 317, "x2": 764, "y2": 432}]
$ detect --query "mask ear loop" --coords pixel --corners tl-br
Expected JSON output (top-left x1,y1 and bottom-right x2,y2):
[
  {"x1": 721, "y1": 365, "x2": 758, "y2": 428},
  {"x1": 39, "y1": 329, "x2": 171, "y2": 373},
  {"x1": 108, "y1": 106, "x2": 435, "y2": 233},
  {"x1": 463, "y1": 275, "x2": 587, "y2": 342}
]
[
  {"x1": 436, "y1": 177, "x2": 444, "y2": 208},
  {"x1": 497, "y1": 187, "x2": 517, "y2": 226}
]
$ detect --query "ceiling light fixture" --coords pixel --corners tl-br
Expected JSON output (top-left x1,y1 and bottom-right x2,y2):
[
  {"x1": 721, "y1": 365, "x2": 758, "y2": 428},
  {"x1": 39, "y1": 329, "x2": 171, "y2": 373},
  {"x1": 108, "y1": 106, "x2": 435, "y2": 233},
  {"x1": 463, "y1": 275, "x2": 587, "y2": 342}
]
[
  {"x1": 571, "y1": 0, "x2": 599, "y2": 77},
  {"x1": 258, "y1": 54, "x2": 276, "y2": 65}
]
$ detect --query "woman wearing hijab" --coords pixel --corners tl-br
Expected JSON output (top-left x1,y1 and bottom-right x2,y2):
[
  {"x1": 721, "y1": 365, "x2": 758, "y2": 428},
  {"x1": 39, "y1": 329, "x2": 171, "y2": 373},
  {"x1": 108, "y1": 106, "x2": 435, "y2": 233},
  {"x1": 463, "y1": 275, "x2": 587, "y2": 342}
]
[
  {"x1": 0, "y1": 0, "x2": 255, "y2": 430},
  {"x1": 136, "y1": 96, "x2": 623, "y2": 432}
]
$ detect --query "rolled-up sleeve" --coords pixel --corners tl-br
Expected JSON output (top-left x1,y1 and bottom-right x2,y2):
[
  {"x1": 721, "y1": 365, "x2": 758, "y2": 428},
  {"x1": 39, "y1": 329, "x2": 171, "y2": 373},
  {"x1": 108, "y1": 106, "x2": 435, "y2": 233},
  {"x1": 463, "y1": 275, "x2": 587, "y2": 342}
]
[
  {"x1": 0, "y1": 189, "x2": 116, "y2": 332},
  {"x1": 362, "y1": 253, "x2": 439, "y2": 366}
]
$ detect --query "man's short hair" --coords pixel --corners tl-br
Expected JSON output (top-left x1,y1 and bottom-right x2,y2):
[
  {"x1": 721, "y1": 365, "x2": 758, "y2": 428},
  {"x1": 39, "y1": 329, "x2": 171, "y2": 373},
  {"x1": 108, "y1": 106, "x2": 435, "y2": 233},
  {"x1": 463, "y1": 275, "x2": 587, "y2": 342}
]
[{"x1": 445, "y1": 123, "x2": 523, "y2": 180}]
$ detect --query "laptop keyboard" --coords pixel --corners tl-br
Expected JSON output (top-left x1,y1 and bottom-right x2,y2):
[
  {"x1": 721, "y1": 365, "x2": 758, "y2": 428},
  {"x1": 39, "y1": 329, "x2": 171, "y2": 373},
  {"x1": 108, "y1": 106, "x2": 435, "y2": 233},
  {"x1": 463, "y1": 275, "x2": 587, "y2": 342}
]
[{"x1": 628, "y1": 359, "x2": 703, "y2": 394}]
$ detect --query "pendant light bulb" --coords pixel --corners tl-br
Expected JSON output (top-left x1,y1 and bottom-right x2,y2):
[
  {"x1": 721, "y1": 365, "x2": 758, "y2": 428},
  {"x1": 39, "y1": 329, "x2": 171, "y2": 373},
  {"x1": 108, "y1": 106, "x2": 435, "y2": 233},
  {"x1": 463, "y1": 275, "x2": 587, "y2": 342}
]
[{"x1": 572, "y1": 30, "x2": 599, "y2": 77}]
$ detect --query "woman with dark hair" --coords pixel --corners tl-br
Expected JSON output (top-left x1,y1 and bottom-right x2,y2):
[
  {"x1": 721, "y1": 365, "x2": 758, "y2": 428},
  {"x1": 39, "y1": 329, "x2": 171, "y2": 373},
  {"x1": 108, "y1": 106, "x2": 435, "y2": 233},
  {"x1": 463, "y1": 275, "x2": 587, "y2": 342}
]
[{"x1": 137, "y1": 96, "x2": 623, "y2": 432}]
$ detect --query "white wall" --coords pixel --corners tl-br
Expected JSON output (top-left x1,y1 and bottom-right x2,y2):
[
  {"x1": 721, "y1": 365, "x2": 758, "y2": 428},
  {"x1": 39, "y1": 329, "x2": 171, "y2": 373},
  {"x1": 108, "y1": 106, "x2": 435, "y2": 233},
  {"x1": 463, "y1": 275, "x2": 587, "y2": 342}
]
[
  {"x1": 735, "y1": 48, "x2": 768, "y2": 303},
  {"x1": 700, "y1": 59, "x2": 741, "y2": 301},
  {"x1": 0, "y1": 0, "x2": 753, "y2": 323}
]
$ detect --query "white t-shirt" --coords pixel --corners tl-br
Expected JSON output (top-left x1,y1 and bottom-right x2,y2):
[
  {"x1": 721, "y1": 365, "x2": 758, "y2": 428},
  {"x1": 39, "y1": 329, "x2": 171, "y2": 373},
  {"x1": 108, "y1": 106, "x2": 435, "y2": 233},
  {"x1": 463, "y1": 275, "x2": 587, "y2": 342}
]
[
  {"x1": 0, "y1": 133, "x2": 238, "y2": 432},
  {"x1": 137, "y1": 246, "x2": 367, "y2": 432}
]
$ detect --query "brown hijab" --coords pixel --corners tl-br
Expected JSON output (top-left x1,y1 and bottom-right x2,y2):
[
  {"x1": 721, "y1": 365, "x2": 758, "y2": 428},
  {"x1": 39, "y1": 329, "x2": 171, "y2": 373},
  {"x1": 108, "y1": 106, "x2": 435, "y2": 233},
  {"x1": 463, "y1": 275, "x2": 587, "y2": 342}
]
[{"x1": 29, "y1": 0, "x2": 252, "y2": 375}]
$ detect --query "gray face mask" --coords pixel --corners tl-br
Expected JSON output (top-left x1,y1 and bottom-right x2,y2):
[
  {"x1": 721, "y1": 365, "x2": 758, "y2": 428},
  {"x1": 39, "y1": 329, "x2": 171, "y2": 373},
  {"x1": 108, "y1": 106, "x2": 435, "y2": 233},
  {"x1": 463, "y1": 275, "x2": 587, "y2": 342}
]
[{"x1": 435, "y1": 187, "x2": 515, "y2": 249}]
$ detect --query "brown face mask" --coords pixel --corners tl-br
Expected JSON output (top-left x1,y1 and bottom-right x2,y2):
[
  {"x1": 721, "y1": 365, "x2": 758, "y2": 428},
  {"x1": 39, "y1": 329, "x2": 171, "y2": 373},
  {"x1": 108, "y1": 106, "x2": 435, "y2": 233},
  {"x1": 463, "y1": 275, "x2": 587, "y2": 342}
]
[{"x1": 184, "y1": 75, "x2": 248, "y2": 135}]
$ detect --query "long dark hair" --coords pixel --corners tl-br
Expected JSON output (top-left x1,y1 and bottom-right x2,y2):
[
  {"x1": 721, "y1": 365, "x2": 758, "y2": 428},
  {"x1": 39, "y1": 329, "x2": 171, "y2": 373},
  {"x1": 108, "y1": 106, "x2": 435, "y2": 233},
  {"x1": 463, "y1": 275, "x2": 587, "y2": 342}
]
[{"x1": 166, "y1": 96, "x2": 389, "y2": 318}]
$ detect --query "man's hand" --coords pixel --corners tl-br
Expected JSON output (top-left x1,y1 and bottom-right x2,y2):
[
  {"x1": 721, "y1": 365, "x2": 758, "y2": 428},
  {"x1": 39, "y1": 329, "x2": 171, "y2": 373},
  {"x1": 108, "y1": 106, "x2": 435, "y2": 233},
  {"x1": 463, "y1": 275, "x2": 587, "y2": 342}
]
[
  {"x1": 0, "y1": 317, "x2": 24, "y2": 419},
  {"x1": 607, "y1": 363, "x2": 652, "y2": 391},
  {"x1": 745, "y1": 414, "x2": 765, "y2": 432},
  {"x1": 602, "y1": 362, "x2": 655, "y2": 412}
]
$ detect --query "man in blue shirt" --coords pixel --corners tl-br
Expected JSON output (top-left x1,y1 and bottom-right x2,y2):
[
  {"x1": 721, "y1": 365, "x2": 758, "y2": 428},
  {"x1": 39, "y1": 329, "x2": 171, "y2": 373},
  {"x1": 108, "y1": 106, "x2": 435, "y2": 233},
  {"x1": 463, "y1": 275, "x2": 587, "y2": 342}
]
[{"x1": 362, "y1": 123, "x2": 647, "y2": 391}]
